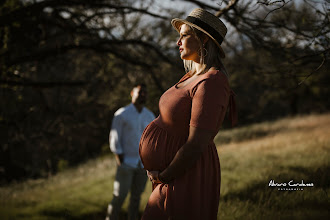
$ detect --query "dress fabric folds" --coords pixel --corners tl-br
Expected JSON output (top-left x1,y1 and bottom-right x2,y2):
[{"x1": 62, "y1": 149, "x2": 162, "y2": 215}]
[{"x1": 139, "y1": 70, "x2": 233, "y2": 220}]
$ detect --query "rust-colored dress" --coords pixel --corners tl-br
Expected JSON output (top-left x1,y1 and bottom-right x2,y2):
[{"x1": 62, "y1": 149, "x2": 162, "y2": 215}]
[{"x1": 139, "y1": 69, "x2": 236, "y2": 220}]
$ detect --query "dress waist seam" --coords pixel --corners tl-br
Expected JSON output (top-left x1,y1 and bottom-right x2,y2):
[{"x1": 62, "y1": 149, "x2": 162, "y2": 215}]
[{"x1": 152, "y1": 120, "x2": 188, "y2": 139}]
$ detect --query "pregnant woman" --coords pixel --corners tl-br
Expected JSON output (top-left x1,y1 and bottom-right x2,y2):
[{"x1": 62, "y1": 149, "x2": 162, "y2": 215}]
[{"x1": 139, "y1": 8, "x2": 237, "y2": 220}]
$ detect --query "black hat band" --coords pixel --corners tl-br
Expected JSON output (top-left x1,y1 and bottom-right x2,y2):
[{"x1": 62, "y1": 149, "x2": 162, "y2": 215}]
[{"x1": 186, "y1": 16, "x2": 224, "y2": 45}]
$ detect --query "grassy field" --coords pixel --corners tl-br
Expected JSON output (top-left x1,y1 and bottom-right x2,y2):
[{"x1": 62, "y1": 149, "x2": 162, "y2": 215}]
[{"x1": 1, "y1": 113, "x2": 329, "y2": 220}]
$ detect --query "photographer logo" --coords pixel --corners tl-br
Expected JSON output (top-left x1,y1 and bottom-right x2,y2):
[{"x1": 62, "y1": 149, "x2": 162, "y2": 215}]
[{"x1": 268, "y1": 180, "x2": 314, "y2": 191}]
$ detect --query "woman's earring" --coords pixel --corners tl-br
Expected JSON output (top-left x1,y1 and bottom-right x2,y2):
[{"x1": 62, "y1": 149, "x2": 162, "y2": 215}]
[
  {"x1": 203, "y1": 47, "x2": 208, "y2": 57},
  {"x1": 199, "y1": 46, "x2": 208, "y2": 58}
]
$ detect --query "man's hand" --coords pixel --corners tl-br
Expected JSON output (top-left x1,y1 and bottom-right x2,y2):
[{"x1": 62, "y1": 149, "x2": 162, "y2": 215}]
[{"x1": 115, "y1": 154, "x2": 124, "y2": 166}]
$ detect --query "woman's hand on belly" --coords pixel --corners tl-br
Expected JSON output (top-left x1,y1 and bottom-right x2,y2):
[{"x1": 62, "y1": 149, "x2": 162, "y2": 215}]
[
  {"x1": 157, "y1": 126, "x2": 214, "y2": 183},
  {"x1": 147, "y1": 170, "x2": 162, "y2": 184},
  {"x1": 147, "y1": 170, "x2": 170, "y2": 184}
]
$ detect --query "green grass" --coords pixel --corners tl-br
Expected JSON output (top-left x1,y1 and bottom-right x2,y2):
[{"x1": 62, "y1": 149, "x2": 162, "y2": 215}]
[
  {"x1": 217, "y1": 113, "x2": 330, "y2": 219},
  {"x1": 1, "y1": 113, "x2": 329, "y2": 219}
]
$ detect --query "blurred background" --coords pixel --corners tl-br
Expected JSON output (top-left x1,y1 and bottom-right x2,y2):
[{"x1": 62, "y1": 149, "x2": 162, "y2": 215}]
[{"x1": 0, "y1": 0, "x2": 329, "y2": 219}]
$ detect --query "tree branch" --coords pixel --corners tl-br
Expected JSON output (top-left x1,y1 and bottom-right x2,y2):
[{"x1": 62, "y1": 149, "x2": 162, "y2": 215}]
[
  {"x1": 0, "y1": 79, "x2": 87, "y2": 88},
  {"x1": 297, "y1": 49, "x2": 328, "y2": 86},
  {"x1": 0, "y1": 0, "x2": 168, "y2": 27},
  {"x1": 258, "y1": 0, "x2": 293, "y2": 20},
  {"x1": 215, "y1": 0, "x2": 239, "y2": 17},
  {"x1": 4, "y1": 38, "x2": 174, "y2": 67},
  {"x1": 182, "y1": 0, "x2": 219, "y2": 10}
]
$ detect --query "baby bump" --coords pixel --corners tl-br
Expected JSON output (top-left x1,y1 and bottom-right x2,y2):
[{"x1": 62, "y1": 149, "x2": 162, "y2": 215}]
[{"x1": 139, "y1": 122, "x2": 186, "y2": 171}]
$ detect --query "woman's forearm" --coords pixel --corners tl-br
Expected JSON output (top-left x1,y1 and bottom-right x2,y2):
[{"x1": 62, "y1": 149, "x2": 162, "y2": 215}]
[
  {"x1": 155, "y1": 126, "x2": 214, "y2": 184},
  {"x1": 159, "y1": 141, "x2": 205, "y2": 183}
]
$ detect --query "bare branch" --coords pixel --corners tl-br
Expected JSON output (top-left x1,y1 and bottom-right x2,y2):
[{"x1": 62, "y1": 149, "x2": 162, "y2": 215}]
[
  {"x1": 182, "y1": 0, "x2": 219, "y2": 10},
  {"x1": 0, "y1": 79, "x2": 87, "y2": 88},
  {"x1": 257, "y1": 0, "x2": 286, "y2": 6},
  {"x1": 297, "y1": 53, "x2": 327, "y2": 86},
  {"x1": 3, "y1": 37, "x2": 174, "y2": 68},
  {"x1": 0, "y1": 0, "x2": 168, "y2": 27},
  {"x1": 215, "y1": 0, "x2": 239, "y2": 17},
  {"x1": 258, "y1": 0, "x2": 292, "y2": 20}
]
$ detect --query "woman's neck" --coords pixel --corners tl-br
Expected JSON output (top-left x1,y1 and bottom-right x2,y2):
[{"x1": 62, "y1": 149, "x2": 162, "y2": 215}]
[
  {"x1": 193, "y1": 62, "x2": 217, "y2": 75},
  {"x1": 193, "y1": 62, "x2": 205, "y2": 75}
]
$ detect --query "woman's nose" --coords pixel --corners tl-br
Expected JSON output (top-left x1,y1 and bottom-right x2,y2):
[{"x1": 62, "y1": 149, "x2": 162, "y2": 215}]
[{"x1": 177, "y1": 38, "x2": 182, "y2": 46}]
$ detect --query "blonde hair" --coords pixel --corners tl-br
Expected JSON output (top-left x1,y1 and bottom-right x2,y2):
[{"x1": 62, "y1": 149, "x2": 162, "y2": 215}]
[{"x1": 183, "y1": 25, "x2": 229, "y2": 78}]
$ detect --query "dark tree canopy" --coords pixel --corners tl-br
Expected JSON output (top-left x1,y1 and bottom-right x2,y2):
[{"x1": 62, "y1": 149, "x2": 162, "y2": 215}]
[{"x1": 1, "y1": 0, "x2": 329, "y2": 182}]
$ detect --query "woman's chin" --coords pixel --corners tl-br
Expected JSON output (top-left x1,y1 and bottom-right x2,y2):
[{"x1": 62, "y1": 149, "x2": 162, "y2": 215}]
[{"x1": 181, "y1": 55, "x2": 189, "y2": 61}]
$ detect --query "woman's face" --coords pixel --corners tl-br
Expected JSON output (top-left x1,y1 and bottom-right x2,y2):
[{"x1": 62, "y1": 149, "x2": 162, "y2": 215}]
[{"x1": 177, "y1": 24, "x2": 200, "y2": 62}]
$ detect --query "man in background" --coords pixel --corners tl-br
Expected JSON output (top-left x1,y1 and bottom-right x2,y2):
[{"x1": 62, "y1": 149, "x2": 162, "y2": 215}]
[{"x1": 106, "y1": 83, "x2": 155, "y2": 220}]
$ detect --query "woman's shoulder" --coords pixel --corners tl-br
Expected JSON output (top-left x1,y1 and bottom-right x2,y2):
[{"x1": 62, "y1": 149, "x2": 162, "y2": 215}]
[
  {"x1": 194, "y1": 69, "x2": 229, "y2": 88},
  {"x1": 189, "y1": 69, "x2": 229, "y2": 97},
  {"x1": 203, "y1": 69, "x2": 228, "y2": 81}
]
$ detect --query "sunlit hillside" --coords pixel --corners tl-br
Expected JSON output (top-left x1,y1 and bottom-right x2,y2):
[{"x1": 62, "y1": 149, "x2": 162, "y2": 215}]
[
  {"x1": 216, "y1": 113, "x2": 330, "y2": 219},
  {"x1": 1, "y1": 113, "x2": 329, "y2": 220}
]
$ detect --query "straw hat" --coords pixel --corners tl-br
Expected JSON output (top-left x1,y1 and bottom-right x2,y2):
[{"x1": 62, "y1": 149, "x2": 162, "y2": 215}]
[{"x1": 171, "y1": 8, "x2": 227, "y2": 58}]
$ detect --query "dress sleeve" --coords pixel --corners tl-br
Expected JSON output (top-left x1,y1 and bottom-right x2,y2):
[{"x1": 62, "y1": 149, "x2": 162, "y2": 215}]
[{"x1": 190, "y1": 76, "x2": 229, "y2": 132}]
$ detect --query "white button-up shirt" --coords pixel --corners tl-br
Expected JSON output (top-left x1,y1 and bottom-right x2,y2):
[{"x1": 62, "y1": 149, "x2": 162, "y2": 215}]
[{"x1": 109, "y1": 103, "x2": 155, "y2": 168}]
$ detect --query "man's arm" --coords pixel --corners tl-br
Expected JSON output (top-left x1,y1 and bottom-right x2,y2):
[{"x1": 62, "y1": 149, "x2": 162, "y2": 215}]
[{"x1": 109, "y1": 114, "x2": 124, "y2": 166}]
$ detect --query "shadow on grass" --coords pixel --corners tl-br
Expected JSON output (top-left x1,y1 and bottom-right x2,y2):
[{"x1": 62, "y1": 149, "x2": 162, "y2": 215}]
[
  {"x1": 40, "y1": 206, "x2": 144, "y2": 220},
  {"x1": 36, "y1": 165, "x2": 329, "y2": 219},
  {"x1": 40, "y1": 208, "x2": 126, "y2": 220},
  {"x1": 216, "y1": 117, "x2": 323, "y2": 145},
  {"x1": 215, "y1": 123, "x2": 295, "y2": 144}
]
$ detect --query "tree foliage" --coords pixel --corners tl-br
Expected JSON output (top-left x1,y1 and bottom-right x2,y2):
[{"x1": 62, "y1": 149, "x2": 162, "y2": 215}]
[{"x1": 1, "y1": 0, "x2": 329, "y2": 182}]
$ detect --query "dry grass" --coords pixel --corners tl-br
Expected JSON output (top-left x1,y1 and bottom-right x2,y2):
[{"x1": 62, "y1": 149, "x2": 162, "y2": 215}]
[
  {"x1": 217, "y1": 113, "x2": 330, "y2": 219},
  {"x1": 1, "y1": 113, "x2": 329, "y2": 219}
]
